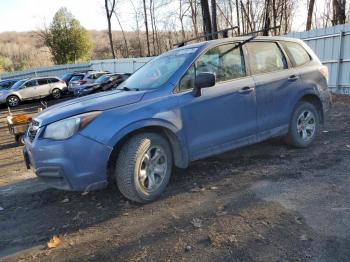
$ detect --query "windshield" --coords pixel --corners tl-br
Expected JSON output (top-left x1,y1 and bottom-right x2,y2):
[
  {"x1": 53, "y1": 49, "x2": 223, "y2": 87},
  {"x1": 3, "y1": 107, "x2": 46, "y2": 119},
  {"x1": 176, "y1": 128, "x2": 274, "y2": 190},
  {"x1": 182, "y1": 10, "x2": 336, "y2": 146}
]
[
  {"x1": 11, "y1": 80, "x2": 26, "y2": 90},
  {"x1": 61, "y1": 73, "x2": 73, "y2": 81},
  {"x1": 95, "y1": 75, "x2": 110, "y2": 84},
  {"x1": 119, "y1": 47, "x2": 198, "y2": 90},
  {"x1": 0, "y1": 81, "x2": 10, "y2": 90}
]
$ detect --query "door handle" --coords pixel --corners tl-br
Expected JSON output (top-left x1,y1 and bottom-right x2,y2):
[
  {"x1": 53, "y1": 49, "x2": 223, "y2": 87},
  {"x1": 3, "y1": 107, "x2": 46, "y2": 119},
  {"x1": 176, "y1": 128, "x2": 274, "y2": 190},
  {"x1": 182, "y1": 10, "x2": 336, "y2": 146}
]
[
  {"x1": 239, "y1": 86, "x2": 255, "y2": 94},
  {"x1": 288, "y1": 75, "x2": 299, "y2": 81}
]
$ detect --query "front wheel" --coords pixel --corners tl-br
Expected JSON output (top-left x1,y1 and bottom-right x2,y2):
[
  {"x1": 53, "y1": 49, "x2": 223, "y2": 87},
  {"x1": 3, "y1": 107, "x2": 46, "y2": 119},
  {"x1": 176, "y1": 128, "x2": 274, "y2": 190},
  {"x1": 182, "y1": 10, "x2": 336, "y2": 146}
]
[
  {"x1": 115, "y1": 133, "x2": 173, "y2": 203},
  {"x1": 52, "y1": 88, "x2": 61, "y2": 99},
  {"x1": 286, "y1": 101, "x2": 319, "y2": 148},
  {"x1": 7, "y1": 95, "x2": 20, "y2": 107}
]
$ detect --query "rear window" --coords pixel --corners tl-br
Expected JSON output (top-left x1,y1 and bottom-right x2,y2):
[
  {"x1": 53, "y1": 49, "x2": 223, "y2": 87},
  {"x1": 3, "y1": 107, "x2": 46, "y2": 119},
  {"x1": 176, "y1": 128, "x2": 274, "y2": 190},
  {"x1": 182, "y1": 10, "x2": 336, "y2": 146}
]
[
  {"x1": 246, "y1": 42, "x2": 287, "y2": 75},
  {"x1": 70, "y1": 75, "x2": 84, "y2": 81},
  {"x1": 37, "y1": 79, "x2": 49, "y2": 85},
  {"x1": 283, "y1": 41, "x2": 311, "y2": 67},
  {"x1": 48, "y1": 78, "x2": 59, "y2": 83}
]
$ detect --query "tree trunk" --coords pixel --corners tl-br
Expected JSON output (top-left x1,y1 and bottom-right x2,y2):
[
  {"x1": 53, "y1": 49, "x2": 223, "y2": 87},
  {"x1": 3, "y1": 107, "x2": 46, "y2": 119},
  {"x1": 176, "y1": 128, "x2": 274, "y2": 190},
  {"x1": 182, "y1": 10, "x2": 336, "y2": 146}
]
[
  {"x1": 104, "y1": 0, "x2": 116, "y2": 59},
  {"x1": 143, "y1": 0, "x2": 151, "y2": 56},
  {"x1": 200, "y1": 0, "x2": 212, "y2": 40},
  {"x1": 332, "y1": 0, "x2": 346, "y2": 25},
  {"x1": 211, "y1": 0, "x2": 218, "y2": 38},
  {"x1": 235, "y1": 0, "x2": 241, "y2": 35},
  {"x1": 306, "y1": 0, "x2": 315, "y2": 30},
  {"x1": 189, "y1": 0, "x2": 199, "y2": 37},
  {"x1": 263, "y1": 0, "x2": 271, "y2": 36}
]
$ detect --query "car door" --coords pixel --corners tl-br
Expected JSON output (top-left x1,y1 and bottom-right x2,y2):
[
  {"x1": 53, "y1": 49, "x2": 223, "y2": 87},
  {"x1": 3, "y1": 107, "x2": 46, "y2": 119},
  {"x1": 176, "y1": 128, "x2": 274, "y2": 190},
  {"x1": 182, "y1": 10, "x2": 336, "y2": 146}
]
[
  {"x1": 245, "y1": 41, "x2": 301, "y2": 134},
  {"x1": 177, "y1": 43, "x2": 257, "y2": 160},
  {"x1": 36, "y1": 78, "x2": 51, "y2": 97},
  {"x1": 18, "y1": 79, "x2": 39, "y2": 100}
]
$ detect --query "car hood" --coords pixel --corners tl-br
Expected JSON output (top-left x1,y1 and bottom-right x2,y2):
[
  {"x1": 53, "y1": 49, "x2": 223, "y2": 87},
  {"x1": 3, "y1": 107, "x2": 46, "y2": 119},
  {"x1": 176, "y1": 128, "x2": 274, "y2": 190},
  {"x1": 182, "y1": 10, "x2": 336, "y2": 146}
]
[
  {"x1": 0, "y1": 89, "x2": 10, "y2": 96},
  {"x1": 35, "y1": 90, "x2": 145, "y2": 126}
]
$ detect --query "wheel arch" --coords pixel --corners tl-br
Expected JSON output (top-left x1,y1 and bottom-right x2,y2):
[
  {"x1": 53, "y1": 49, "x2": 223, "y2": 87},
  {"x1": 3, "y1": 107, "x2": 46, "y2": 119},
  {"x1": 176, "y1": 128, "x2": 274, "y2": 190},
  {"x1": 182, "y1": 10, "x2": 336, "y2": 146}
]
[
  {"x1": 6, "y1": 93, "x2": 21, "y2": 105},
  {"x1": 298, "y1": 93, "x2": 324, "y2": 124},
  {"x1": 107, "y1": 121, "x2": 189, "y2": 181}
]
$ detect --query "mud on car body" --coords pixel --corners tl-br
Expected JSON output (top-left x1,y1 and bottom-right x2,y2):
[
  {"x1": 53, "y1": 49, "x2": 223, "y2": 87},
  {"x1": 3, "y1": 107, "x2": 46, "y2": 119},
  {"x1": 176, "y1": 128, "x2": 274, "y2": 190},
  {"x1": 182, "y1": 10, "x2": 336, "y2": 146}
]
[{"x1": 23, "y1": 36, "x2": 332, "y2": 203}]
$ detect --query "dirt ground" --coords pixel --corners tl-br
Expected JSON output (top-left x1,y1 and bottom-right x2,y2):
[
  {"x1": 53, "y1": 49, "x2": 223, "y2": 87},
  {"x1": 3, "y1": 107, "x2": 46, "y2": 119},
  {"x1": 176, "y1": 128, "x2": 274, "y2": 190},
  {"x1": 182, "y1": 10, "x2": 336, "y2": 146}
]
[{"x1": 0, "y1": 95, "x2": 349, "y2": 262}]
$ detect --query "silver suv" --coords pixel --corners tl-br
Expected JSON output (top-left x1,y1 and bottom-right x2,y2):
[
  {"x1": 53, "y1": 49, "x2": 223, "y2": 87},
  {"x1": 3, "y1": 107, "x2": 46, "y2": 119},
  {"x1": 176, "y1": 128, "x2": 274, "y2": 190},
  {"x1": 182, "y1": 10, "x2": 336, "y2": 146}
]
[{"x1": 0, "y1": 77, "x2": 67, "y2": 107}]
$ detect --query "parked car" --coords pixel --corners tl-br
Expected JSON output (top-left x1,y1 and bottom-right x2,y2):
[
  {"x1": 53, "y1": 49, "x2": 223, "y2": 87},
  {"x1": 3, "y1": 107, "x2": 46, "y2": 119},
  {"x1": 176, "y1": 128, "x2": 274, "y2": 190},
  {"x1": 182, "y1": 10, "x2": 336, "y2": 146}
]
[
  {"x1": 74, "y1": 73, "x2": 131, "y2": 97},
  {"x1": 1, "y1": 77, "x2": 67, "y2": 107},
  {"x1": 23, "y1": 36, "x2": 331, "y2": 203},
  {"x1": 0, "y1": 79, "x2": 21, "y2": 90},
  {"x1": 68, "y1": 71, "x2": 108, "y2": 93},
  {"x1": 60, "y1": 72, "x2": 85, "y2": 86}
]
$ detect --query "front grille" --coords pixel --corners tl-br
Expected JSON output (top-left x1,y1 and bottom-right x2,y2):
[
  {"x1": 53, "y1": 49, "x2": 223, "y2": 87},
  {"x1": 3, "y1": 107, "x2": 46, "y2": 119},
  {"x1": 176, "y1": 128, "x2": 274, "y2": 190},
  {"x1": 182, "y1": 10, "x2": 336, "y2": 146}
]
[{"x1": 28, "y1": 120, "x2": 40, "y2": 142}]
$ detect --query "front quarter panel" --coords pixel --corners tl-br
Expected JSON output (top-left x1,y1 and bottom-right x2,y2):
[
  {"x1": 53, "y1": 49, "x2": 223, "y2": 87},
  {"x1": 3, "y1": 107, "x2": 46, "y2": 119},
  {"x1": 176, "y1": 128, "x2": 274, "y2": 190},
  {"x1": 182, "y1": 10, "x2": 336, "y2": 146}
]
[{"x1": 80, "y1": 89, "x2": 188, "y2": 156}]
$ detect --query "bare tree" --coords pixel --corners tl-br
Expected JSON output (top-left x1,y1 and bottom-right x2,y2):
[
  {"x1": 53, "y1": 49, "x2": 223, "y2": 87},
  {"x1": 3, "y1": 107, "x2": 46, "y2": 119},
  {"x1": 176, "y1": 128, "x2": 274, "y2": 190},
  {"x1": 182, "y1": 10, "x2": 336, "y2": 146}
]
[
  {"x1": 112, "y1": 9, "x2": 129, "y2": 57},
  {"x1": 129, "y1": 0, "x2": 142, "y2": 56},
  {"x1": 306, "y1": 0, "x2": 316, "y2": 30},
  {"x1": 188, "y1": 0, "x2": 199, "y2": 37},
  {"x1": 211, "y1": 0, "x2": 218, "y2": 38},
  {"x1": 104, "y1": 0, "x2": 116, "y2": 58},
  {"x1": 332, "y1": 0, "x2": 346, "y2": 25},
  {"x1": 200, "y1": 0, "x2": 212, "y2": 39},
  {"x1": 143, "y1": 0, "x2": 151, "y2": 56}
]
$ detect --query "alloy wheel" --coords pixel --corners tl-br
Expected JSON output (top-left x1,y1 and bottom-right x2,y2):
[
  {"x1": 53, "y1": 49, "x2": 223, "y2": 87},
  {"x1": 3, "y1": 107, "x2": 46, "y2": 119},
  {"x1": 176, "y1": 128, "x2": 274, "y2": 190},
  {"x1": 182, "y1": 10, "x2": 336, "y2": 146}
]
[
  {"x1": 52, "y1": 89, "x2": 61, "y2": 99},
  {"x1": 297, "y1": 110, "x2": 316, "y2": 141},
  {"x1": 8, "y1": 96, "x2": 19, "y2": 107},
  {"x1": 138, "y1": 145, "x2": 168, "y2": 193}
]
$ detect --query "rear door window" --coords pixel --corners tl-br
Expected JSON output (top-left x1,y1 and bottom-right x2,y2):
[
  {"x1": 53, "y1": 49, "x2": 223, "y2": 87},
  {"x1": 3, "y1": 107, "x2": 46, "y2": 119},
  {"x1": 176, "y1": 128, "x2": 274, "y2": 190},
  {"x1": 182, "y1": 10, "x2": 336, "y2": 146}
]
[
  {"x1": 245, "y1": 42, "x2": 287, "y2": 75},
  {"x1": 282, "y1": 42, "x2": 311, "y2": 67},
  {"x1": 37, "y1": 79, "x2": 49, "y2": 85},
  {"x1": 48, "y1": 78, "x2": 59, "y2": 83}
]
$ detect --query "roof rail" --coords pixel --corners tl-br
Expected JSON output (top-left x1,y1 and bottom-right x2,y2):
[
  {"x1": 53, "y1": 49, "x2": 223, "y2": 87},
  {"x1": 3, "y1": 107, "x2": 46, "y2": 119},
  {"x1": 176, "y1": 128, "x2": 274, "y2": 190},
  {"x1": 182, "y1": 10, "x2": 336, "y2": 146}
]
[
  {"x1": 176, "y1": 25, "x2": 281, "y2": 48},
  {"x1": 176, "y1": 26, "x2": 239, "y2": 47}
]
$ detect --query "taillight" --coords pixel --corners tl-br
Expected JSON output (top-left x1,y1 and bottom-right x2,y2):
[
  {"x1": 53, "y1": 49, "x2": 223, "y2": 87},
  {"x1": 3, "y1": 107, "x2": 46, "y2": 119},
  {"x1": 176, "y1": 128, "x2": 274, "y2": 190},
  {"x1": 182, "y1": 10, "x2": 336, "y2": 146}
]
[
  {"x1": 79, "y1": 80, "x2": 87, "y2": 85},
  {"x1": 59, "y1": 80, "x2": 65, "y2": 84},
  {"x1": 319, "y1": 66, "x2": 329, "y2": 84}
]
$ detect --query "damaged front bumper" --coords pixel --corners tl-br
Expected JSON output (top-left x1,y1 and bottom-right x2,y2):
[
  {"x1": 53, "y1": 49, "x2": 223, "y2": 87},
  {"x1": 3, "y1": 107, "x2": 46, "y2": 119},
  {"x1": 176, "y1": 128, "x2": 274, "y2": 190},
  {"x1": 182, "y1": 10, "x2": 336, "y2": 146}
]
[{"x1": 23, "y1": 132, "x2": 113, "y2": 192}]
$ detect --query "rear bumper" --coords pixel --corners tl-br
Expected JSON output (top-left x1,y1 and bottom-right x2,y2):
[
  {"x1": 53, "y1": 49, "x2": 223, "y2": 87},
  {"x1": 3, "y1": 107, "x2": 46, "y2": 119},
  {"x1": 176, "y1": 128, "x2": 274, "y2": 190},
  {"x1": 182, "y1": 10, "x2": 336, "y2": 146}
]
[{"x1": 23, "y1": 133, "x2": 113, "y2": 191}]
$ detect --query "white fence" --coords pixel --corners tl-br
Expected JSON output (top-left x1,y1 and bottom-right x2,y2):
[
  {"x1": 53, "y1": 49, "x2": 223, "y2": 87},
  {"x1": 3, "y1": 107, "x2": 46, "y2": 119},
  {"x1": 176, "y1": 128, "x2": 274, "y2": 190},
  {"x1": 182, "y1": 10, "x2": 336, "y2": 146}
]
[{"x1": 0, "y1": 57, "x2": 153, "y2": 80}]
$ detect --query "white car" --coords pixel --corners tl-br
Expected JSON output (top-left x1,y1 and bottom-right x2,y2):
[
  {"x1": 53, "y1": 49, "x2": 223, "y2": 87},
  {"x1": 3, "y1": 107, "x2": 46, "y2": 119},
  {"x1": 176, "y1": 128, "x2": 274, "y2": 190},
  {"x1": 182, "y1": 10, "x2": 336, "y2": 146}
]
[{"x1": 0, "y1": 77, "x2": 67, "y2": 107}]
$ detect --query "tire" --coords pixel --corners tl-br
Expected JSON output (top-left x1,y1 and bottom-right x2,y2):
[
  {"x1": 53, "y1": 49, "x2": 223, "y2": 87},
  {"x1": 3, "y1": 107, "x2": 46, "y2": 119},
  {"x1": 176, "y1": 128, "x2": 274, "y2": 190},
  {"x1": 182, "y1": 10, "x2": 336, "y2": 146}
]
[
  {"x1": 52, "y1": 88, "x2": 61, "y2": 99},
  {"x1": 7, "y1": 95, "x2": 20, "y2": 107},
  {"x1": 115, "y1": 133, "x2": 173, "y2": 203},
  {"x1": 15, "y1": 134, "x2": 25, "y2": 146},
  {"x1": 286, "y1": 101, "x2": 319, "y2": 148}
]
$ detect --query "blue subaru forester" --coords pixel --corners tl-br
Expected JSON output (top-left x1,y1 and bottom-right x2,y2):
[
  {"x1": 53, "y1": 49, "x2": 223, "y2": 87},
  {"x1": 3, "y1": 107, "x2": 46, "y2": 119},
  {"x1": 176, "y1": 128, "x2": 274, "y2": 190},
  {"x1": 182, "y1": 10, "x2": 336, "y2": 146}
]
[{"x1": 23, "y1": 36, "x2": 332, "y2": 203}]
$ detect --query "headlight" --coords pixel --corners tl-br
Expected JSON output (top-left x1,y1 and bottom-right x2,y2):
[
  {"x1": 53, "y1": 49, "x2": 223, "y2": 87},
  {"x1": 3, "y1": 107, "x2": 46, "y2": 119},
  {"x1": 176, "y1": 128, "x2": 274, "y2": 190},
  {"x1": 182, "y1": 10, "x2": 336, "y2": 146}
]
[{"x1": 43, "y1": 111, "x2": 101, "y2": 140}]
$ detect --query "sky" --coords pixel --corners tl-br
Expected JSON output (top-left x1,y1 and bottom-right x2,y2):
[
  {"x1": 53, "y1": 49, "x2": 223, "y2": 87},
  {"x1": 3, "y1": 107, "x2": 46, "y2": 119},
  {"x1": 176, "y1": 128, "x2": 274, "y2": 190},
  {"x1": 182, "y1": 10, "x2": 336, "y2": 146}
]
[
  {"x1": 0, "y1": 0, "x2": 109, "y2": 32},
  {"x1": 0, "y1": 0, "x2": 309, "y2": 33}
]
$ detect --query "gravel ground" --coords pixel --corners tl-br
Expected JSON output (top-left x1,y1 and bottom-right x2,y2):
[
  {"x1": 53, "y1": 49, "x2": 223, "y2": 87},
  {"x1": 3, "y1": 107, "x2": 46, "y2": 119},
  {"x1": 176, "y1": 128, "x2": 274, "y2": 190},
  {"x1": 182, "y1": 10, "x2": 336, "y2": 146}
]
[{"x1": 0, "y1": 95, "x2": 349, "y2": 262}]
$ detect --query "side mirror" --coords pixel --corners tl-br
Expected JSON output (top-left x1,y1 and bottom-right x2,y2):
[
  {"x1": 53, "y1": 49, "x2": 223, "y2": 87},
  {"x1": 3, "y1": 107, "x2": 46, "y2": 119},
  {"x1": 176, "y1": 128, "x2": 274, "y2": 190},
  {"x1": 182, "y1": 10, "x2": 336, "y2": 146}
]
[{"x1": 192, "y1": 73, "x2": 215, "y2": 97}]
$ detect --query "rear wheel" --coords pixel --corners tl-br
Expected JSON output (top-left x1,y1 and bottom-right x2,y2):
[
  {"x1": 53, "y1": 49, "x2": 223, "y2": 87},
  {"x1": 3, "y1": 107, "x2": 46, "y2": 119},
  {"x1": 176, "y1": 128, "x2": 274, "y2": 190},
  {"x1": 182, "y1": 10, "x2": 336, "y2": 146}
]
[
  {"x1": 115, "y1": 133, "x2": 173, "y2": 203},
  {"x1": 286, "y1": 101, "x2": 319, "y2": 147},
  {"x1": 52, "y1": 88, "x2": 61, "y2": 99},
  {"x1": 7, "y1": 95, "x2": 20, "y2": 107}
]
